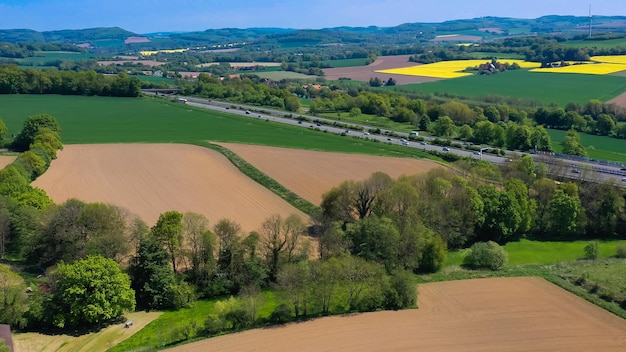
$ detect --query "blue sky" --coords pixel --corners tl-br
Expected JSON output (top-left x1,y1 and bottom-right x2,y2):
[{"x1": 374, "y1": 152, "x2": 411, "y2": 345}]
[{"x1": 0, "y1": 0, "x2": 624, "y2": 34}]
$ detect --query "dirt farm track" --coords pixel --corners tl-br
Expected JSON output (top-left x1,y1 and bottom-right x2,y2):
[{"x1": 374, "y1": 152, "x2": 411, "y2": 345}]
[{"x1": 168, "y1": 277, "x2": 626, "y2": 352}]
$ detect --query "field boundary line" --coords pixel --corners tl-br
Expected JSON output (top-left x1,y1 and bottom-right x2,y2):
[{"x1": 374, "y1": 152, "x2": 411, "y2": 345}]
[{"x1": 203, "y1": 142, "x2": 320, "y2": 216}]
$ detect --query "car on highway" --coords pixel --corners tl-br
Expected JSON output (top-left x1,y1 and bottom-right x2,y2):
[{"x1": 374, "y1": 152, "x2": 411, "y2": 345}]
[
  {"x1": 473, "y1": 151, "x2": 481, "y2": 155},
  {"x1": 419, "y1": 141, "x2": 426, "y2": 145},
  {"x1": 442, "y1": 147, "x2": 450, "y2": 151},
  {"x1": 245, "y1": 110, "x2": 250, "y2": 114},
  {"x1": 622, "y1": 177, "x2": 626, "y2": 182},
  {"x1": 572, "y1": 168, "x2": 581, "y2": 174}
]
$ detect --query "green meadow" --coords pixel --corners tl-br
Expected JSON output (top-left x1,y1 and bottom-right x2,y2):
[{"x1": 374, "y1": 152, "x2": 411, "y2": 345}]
[
  {"x1": 445, "y1": 239, "x2": 626, "y2": 267},
  {"x1": 395, "y1": 69, "x2": 626, "y2": 106},
  {"x1": 0, "y1": 94, "x2": 433, "y2": 159},
  {"x1": 320, "y1": 58, "x2": 368, "y2": 68},
  {"x1": 562, "y1": 37, "x2": 626, "y2": 49},
  {"x1": 547, "y1": 128, "x2": 626, "y2": 163}
]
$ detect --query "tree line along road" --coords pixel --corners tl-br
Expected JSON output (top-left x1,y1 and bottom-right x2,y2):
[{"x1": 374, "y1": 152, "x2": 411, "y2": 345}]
[{"x1": 145, "y1": 92, "x2": 626, "y2": 186}]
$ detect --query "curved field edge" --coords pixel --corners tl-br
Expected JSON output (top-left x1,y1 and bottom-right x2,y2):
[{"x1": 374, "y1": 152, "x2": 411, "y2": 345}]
[
  {"x1": 163, "y1": 276, "x2": 626, "y2": 352},
  {"x1": 201, "y1": 142, "x2": 319, "y2": 215},
  {"x1": 420, "y1": 260, "x2": 626, "y2": 321}
]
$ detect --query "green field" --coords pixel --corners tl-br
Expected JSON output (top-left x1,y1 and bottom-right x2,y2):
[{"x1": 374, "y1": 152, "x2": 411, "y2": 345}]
[
  {"x1": 445, "y1": 239, "x2": 626, "y2": 267},
  {"x1": 562, "y1": 37, "x2": 626, "y2": 49},
  {"x1": 253, "y1": 71, "x2": 317, "y2": 80},
  {"x1": 132, "y1": 74, "x2": 175, "y2": 85},
  {"x1": 396, "y1": 69, "x2": 626, "y2": 106},
  {"x1": 16, "y1": 51, "x2": 96, "y2": 66},
  {"x1": 0, "y1": 95, "x2": 433, "y2": 159},
  {"x1": 320, "y1": 58, "x2": 368, "y2": 68},
  {"x1": 467, "y1": 51, "x2": 525, "y2": 59},
  {"x1": 546, "y1": 128, "x2": 626, "y2": 163}
]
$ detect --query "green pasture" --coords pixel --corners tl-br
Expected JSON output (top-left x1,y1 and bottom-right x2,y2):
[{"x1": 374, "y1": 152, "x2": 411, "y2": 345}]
[
  {"x1": 132, "y1": 74, "x2": 174, "y2": 85},
  {"x1": 17, "y1": 51, "x2": 96, "y2": 65},
  {"x1": 0, "y1": 95, "x2": 434, "y2": 159},
  {"x1": 467, "y1": 51, "x2": 525, "y2": 59},
  {"x1": 320, "y1": 58, "x2": 368, "y2": 68},
  {"x1": 445, "y1": 239, "x2": 626, "y2": 267},
  {"x1": 91, "y1": 39, "x2": 125, "y2": 48},
  {"x1": 253, "y1": 71, "x2": 317, "y2": 80},
  {"x1": 396, "y1": 69, "x2": 626, "y2": 106},
  {"x1": 546, "y1": 128, "x2": 626, "y2": 163},
  {"x1": 562, "y1": 37, "x2": 626, "y2": 49}
]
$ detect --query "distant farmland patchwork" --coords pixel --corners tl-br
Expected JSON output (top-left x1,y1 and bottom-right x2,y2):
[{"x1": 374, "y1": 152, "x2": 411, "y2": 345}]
[
  {"x1": 373, "y1": 55, "x2": 626, "y2": 104},
  {"x1": 376, "y1": 59, "x2": 540, "y2": 79},
  {"x1": 394, "y1": 69, "x2": 626, "y2": 106}
]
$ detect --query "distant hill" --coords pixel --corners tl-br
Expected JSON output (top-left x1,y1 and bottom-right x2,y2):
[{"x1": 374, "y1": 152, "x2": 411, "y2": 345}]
[
  {"x1": 0, "y1": 27, "x2": 137, "y2": 44},
  {"x1": 1, "y1": 16, "x2": 626, "y2": 48}
]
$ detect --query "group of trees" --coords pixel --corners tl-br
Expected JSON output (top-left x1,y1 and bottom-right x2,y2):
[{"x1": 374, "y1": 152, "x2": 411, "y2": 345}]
[
  {"x1": 320, "y1": 159, "x2": 625, "y2": 253},
  {"x1": 0, "y1": 65, "x2": 141, "y2": 96},
  {"x1": 534, "y1": 101, "x2": 626, "y2": 138},
  {"x1": 190, "y1": 73, "x2": 302, "y2": 112}
]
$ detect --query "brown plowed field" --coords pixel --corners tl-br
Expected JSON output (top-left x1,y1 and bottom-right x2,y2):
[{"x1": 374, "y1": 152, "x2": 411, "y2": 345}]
[
  {"x1": 609, "y1": 91, "x2": 626, "y2": 108},
  {"x1": 32, "y1": 144, "x2": 306, "y2": 231},
  {"x1": 218, "y1": 143, "x2": 442, "y2": 206},
  {"x1": 322, "y1": 55, "x2": 440, "y2": 85},
  {"x1": 97, "y1": 60, "x2": 163, "y2": 67},
  {"x1": 0, "y1": 155, "x2": 16, "y2": 170},
  {"x1": 167, "y1": 277, "x2": 626, "y2": 352}
]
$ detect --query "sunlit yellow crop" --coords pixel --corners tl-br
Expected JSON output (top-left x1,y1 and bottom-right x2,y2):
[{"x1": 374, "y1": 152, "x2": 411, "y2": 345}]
[
  {"x1": 591, "y1": 55, "x2": 626, "y2": 65},
  {"x1": 376, "y1": 59, "x2": 540, "y2": 79},
  {"x1": 140, "y1": 48, "x2": 189, "y2": 56},
  {"x1": 530, "y1": 63, "x2": 626, "y2": 75}
]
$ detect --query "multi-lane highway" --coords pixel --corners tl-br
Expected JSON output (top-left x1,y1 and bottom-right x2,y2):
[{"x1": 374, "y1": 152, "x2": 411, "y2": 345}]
[{"x1": 147, "y1": 92, "x2": 626, "y2": 186}]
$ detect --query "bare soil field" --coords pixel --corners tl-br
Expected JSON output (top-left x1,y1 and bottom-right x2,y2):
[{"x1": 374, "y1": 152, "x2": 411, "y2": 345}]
[
  {"x1": 32, "y1": 144, "x2": 306, "y2": 231},
  {"x1": 96, "y1": 60, "x2": 163, "y2": 67},
  {"x1": 167, "y1": 277, "x2": 626, "y2": 352},
  {"x1": 218, "y1": 143, "x2": 442, "y2": 205},
  {"x1": 124, "y1": 36, "x2": 150, "y2": 44},
  {"x1": 322, "y1": 55, "x2": 440, "y2": 85},
  {"x1": 434, "y1": 34, "x2": 482, "y2": 42},
  {"x1": 0, "y1": 155, "x2": 16, "y2": 170},
  {"x1": 14, "y1": 311, "x2": 161, "y2": 352},
  {"x1": 196, "y1": 62, "x2": 282, "y2": 68},
  {"x1": 608, "y1": 91, "x2": 626, "y2": 108}
]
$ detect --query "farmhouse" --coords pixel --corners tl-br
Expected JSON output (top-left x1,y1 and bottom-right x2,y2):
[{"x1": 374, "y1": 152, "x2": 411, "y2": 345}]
[{"x1": 0, "y1": 325, "x2": 14, "y2": 352}]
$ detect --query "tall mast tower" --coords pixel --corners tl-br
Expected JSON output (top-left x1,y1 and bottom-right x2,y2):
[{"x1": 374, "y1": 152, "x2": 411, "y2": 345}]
[{"x1": 589, "y1": 4, "x2": 592, "y2": 39}]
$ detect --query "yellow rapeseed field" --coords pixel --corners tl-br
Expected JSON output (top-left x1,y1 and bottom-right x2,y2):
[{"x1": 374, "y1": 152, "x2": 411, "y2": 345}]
[
  {"x1": 140, "y1": 48, "x2": 188, "y2": 56},
  {"x1": 591, "y1": 55, "x2": 626, "y2": 65},
  {"x1": 376, "y1": 59, "x2": 539, "y2": 79},
  {"x1": 530, "y1": 62, "x2": 626, "y2": 75}
]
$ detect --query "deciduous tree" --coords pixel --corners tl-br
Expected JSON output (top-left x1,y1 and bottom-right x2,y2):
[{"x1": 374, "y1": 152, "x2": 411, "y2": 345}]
[{"x1": 48, "y1": 256, "x2": 135, "y2": 328}]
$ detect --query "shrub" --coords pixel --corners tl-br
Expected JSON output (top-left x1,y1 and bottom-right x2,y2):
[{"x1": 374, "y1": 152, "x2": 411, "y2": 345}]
[
  {"x1": 384, "y1": 269, "x2": 417, "y2": 310},
  {"x1": 615, "y1": 245, "x2": 626, "y2": 258},
  {"x1": 204, "y1": 314, "x2": 225, "y2": 336},
  {"x1": 269, "y1": 303, "x2": 293, "y2": 324},
  {"x1": 584, "y1": 241, "x2": 599, "y2": 260},
  {"x1": 463, "y1": 241, "x2": 508, "y2": 270},
  {"x1": 419, "y1": 235, "x2": 447, "y2": 273}
]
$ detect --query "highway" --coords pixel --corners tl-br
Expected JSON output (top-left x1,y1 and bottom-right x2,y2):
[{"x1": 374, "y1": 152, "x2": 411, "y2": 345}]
[{"x1": 146, "y1": 91, "x2": 626, "y2": 186}]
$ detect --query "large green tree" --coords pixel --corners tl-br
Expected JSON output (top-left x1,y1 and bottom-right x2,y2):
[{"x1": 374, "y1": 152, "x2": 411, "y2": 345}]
[
  {"x1": 561, "y1": 129, "x2": 587, "y2": 157},
  {"x1": 13, "y1": 114, "x2": 61, "y2": 150},
  {"x1": 544, "y1": 188, "x2": 584, "y2": 238},
  {"x1": 48, "y1": 255, "x2": 135, "y2": 328},
  {"x1": 152, "y1": 211, "x2": 183, "y2": 274},
  {"x1": 0, "y1": 264, "x2": 28, "y2": 327}
]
